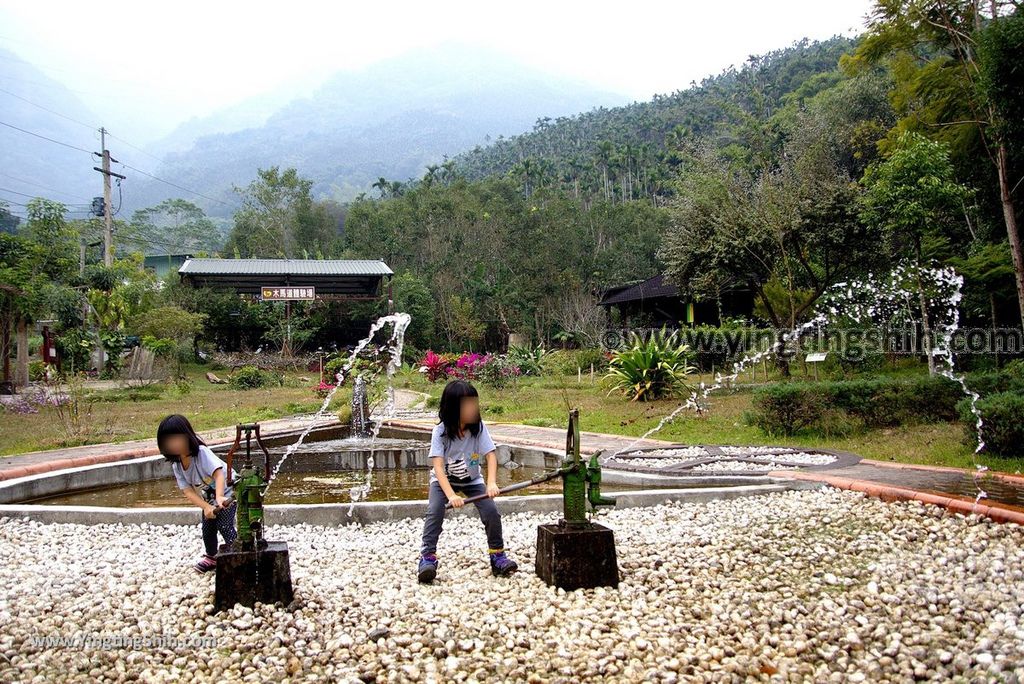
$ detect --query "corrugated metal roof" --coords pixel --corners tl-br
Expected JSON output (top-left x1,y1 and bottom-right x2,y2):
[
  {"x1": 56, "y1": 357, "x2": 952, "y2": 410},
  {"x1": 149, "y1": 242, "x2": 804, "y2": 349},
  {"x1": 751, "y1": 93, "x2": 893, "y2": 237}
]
[{"x1": 178, "y1": 258, "x2": 393, "y2": 276}]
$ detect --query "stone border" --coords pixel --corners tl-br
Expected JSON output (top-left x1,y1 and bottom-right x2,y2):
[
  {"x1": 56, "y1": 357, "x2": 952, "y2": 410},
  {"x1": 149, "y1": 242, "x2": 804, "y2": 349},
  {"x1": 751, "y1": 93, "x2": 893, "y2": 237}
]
[
  {"x1": 0, "y1": 436, "x2": 787, "y2": 506},
  {"x1": 0, "y1": 481, "x2": 825, "y2": 527},
  {"x1": 605, "y1": 444, "x2": 861, "y2": 477}
]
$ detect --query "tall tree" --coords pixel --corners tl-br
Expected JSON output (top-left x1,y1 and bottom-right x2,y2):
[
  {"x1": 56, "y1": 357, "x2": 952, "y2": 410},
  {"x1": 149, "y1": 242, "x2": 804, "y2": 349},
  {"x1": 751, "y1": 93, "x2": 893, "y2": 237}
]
[
  {"x1": 129, "y1": 199, "x2": 222, "y2": 255},
  {"x1": 0, "y1": 199, "x2": 79, "y2": 386},
  {"x1": 226, "y1": 167, "x2": 337, "y2": 258},
  {"x1": 848, "y1": 0, "x2": 1024, "y2": 327},
  {"x1": 860, "y1": 132, "x2": 972, "y2": 373}
]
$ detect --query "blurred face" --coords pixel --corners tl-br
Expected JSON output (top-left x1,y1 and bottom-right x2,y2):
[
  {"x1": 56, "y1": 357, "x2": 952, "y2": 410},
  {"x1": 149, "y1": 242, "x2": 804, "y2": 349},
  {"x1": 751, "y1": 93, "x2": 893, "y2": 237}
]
[
  {"x1": 161, "y1": 434, "x2": 189, "y2": 459},
  {"x1": 459, "y1": 396, "x2": 480, "y2": 426}
]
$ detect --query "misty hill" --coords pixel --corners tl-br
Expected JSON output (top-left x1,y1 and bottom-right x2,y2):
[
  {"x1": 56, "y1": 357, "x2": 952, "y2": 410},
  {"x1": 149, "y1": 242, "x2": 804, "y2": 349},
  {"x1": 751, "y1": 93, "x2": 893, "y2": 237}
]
[
  {"x1": 120, "y1": 43, "x2": 630, "y2": 216},
  {"x1": 0, "y1": 48, "x2": 102, "y2": 218},
  {"x1": 451, "y1": 37, "x2": 857, "y2": 189}
]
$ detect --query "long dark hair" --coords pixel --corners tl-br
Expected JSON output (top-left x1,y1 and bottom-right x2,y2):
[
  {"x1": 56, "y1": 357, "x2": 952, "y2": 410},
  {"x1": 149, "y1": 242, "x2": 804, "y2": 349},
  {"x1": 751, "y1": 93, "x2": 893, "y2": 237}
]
[
  {"x1": 438, "y1": 379, "x2": 481, "y2": 449},
  {"x1": 157, "y1": 414, "x2": 206, "y2": 462}
]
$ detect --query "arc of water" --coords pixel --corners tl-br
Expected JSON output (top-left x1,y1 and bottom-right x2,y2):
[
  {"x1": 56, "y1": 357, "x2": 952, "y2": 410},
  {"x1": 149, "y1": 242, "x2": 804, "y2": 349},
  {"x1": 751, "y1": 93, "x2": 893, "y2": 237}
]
[
  {"x1": 346, "y1": 313, "x2": 411, "y2": 514},
  {"x1": 606, "y1": 263, "x2": 989, "y2": 503},
  {"x1": 260, "y1": 313, "x2": 412, "y2": 498}
]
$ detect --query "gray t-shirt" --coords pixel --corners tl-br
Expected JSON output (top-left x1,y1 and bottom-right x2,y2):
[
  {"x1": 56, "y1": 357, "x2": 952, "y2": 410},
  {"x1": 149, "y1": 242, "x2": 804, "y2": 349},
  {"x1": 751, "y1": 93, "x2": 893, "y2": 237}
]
[
  {"x1": 429, "y1": 421, "x2": 496, "y2": 486},
  {"x1": 171, "y1": 444, "x2": 235, "y2": 501}
]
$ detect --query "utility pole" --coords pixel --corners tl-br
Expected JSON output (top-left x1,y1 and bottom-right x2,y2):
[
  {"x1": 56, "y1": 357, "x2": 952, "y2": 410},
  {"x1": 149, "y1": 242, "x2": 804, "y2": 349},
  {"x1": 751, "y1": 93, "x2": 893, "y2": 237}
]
[{"x1": 93, "y1": 127, "x2": 125, "y2": 267}]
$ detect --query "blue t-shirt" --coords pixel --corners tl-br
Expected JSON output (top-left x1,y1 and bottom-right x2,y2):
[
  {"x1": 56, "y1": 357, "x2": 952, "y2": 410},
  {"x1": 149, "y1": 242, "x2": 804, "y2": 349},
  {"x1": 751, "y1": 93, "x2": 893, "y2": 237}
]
[
  {"x1": 171, "y1": 444, "x2": 235, "y2": 501},
  {"x1": 429, "y1": 421, "x2": 496, "y2": 486}
]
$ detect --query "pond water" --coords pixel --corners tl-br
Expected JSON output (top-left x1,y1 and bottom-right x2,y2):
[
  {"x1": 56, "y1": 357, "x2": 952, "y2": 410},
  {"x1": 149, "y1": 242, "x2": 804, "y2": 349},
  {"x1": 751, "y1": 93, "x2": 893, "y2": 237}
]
[{"x1": 29, "y1": 464, "x2": 653, "y2": 507}]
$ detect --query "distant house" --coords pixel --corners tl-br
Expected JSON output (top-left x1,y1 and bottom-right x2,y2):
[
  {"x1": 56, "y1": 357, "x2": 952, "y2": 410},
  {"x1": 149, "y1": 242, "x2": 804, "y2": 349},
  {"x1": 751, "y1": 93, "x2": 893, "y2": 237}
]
[
  {"x1": 144, "y1": 253, "x2": 193, "y2": 278},
  {"x1": 598, "y1": 274, "x2": 753, "y2": 327}
]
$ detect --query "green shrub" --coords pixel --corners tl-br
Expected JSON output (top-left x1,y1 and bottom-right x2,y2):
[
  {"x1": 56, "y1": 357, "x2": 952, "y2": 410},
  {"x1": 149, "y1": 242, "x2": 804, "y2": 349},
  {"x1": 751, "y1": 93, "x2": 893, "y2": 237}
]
[
  {"x1": 751, "y1": 384, "x2": 824, "y2": 435},
  {"x1": 960, "y1": 392, "x2": 1024, "y2": 457},
  {"x1": 28, "y1": 360, "x2": 49, "y2": 382},
  {"x1": 540, "y1": 348, "x2": 609, "y2": 376},
  {"x1": 964, "y1": 370, "x2": 1024, "y2": 397},
  {"x1": 91, "y1": 385, "x2": 165, "y2": 402},
  {"x1": 820, "y1": 379, "x2": 896, "y2": 427},
  {"x1": 604, "y1": 329, "x2": 695, "y2": 401},
  {"x1": 820, "y1": 375, "x2": 962, "y2": 427},
  {"x1": 229, "y1": 365, "x2": 281, "y2": 390},
  {"x1": 507, "y1": 344, "x2": 547, "y2": 376},
  {"x1": 901, "y1": 375, "x2": 964, "y2": 422},
  {"x1": 751, "y1": 375, "x2": 967, "y2": 437},
  {"x1": 477, "y1": 354, "x2": 522, "y2": 388},
  {"x1": 324, "y1": 354, "x2": 379, "y2": 382},
  {"x1": 1002, "y1": 359, "x2": 1024, "y2": 379}
]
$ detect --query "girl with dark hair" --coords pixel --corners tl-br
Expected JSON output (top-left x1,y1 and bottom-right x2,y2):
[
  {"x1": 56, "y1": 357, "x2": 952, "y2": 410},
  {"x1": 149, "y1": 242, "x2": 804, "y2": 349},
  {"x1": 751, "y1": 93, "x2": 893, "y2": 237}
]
[
  {"x1": 157, "y1": 414, "x2": 238, "y2": 573},
  {"x1": 417, "y1": 379, "x2": 518, "y2": 583}
]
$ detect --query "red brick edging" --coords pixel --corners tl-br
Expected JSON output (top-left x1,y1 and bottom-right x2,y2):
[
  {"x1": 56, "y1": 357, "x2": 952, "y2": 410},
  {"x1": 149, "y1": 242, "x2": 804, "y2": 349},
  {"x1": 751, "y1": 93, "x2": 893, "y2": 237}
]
[
  {"x1": 0, "y1": 447, "x2": 161, "y2": 481},
  {"x1": 860, "y1": 457, "x2": 1024, "y2": 486},
  {"x1": 0, "y1": 431, "x2": 250, "y2": 482},
  {"x1": 776, "y1": 470, "x2": 1024, "y2": 525}
]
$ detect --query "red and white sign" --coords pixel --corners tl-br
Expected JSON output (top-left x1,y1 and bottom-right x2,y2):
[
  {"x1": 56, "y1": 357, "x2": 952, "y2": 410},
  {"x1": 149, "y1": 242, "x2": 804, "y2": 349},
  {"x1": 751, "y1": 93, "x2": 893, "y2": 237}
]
[{"x1": 261, "y1": 286, "x2": 315, "y2": 301}]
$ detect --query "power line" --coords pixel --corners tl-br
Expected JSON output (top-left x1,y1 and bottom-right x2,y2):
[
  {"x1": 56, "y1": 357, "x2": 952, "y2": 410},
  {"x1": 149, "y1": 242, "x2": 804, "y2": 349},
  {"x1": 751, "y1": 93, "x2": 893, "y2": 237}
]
[
  {"x1": 0, "y1": 88, "x2": 166, "y2": 171},
  {"x1": 2, "y1": 111, "x2": 232, "y2": 211},
  {"x1": 0, "y1": 172, "x2": 93, "y2": 202},
  {"x1": 0, "y1": 185, "x2": 91, "y2": 204},
  {"x1": 0, "y1": 48, "x2": 159, "y2": 90},
  {"x1": 0, "y1": 198, "x2": 91, "y2": 210},
  {"x1": 119, "y1": 162, "x2": 232, "y2": 207},
  {"x1": 0, "y1": 72, "x2": 98, "y2": 97},
  {"x1": 0, "y1": 86, "x2": 97, "y2": 130},
  {"x1": 0, "y1": 119, "x2": 95, "y2": 155},
  {"x1": 106, "y1": 132, "x2": 163, "y2": 163}
]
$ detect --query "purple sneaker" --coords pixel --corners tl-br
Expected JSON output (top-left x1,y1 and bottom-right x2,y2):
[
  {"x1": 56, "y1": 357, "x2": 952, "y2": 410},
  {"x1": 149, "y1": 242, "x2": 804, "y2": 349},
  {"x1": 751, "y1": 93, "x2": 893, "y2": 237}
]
[
  {"x1": 418, "y1": 554, "x2": 438, "y2": 583},
  {"x1": 489, "y1": 550, "x2": 518, "y2": 577}
]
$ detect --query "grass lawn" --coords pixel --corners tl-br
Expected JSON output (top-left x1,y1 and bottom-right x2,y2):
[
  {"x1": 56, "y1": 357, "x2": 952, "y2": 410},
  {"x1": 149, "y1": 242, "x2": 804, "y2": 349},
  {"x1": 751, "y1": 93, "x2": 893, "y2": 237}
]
[
  {"x1": 396, "y1": 369, "x2": 1024, "y2": 474},
  {"x1": 0, "y1": 365, "x2": 339, "y2": 457},
  {"x1": 3, "y1": 363, "x2": 1020, "y2": 475}
]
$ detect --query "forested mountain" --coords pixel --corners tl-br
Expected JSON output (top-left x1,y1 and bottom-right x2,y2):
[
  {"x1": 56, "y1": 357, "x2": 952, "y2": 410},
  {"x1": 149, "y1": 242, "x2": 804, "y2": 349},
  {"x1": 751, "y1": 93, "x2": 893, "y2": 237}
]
[
  {"x1": 119, "y1": 43, "x2": 629, "y2": 216},
  {"x1": 0, "y1": 48, "x2": 101, "y2": 220},
  {"x1": 331, "y1": 36, "x2": 893, "y2": 350},
  {"x1": 451, "y1": 37, "x2": 859, "y2": 204}
]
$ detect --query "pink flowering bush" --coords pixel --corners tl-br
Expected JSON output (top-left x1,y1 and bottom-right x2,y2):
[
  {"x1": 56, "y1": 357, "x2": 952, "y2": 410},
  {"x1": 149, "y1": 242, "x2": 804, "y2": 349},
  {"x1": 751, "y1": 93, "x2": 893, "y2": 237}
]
[
  {"x1": 446, "y1": 352, "x2": 490, "y2": 380},
  {"x1": 311, "y1": 380, "x2": 336, "y2": 398},
  {"x1": 417, "y1": 350, "x2": 451, "y2": 382},
  {"x1": 418, "y1": 350, "x2": 523, "y2": 387}
]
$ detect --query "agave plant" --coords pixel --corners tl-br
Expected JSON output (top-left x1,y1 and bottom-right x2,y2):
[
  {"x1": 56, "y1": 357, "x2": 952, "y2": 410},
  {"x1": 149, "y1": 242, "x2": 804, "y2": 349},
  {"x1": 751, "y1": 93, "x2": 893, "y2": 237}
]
[{"x1": 604, "y1": 328, "x2": 696, "y2": 401}]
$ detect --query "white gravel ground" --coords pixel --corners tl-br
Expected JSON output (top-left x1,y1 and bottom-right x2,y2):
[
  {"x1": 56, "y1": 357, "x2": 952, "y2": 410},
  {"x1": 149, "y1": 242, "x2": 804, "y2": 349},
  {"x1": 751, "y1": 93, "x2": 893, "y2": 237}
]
[
  {"x1": 1, "y1": 488, "x2": 1022, "y2": 683},
  {"x1": 691, "y1": 461, "x2": 798, "y2": 472}
]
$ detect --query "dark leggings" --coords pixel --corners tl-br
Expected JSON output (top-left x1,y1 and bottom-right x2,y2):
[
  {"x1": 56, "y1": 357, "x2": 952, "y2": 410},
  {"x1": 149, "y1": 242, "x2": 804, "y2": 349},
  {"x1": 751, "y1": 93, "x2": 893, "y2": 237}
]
[
  {"x1": 420, "y1": 480, "x2": 504, "y2": 556},
  {"x1": 201, "y1": 501, "x2": 237, "y2": 557}
]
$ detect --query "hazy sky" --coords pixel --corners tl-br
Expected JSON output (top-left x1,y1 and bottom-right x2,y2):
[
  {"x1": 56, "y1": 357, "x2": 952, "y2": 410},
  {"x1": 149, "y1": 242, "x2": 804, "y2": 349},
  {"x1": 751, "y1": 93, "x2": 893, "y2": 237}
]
[{"x1": 0, "y1": 0, "x2": 874, "y2": 143}]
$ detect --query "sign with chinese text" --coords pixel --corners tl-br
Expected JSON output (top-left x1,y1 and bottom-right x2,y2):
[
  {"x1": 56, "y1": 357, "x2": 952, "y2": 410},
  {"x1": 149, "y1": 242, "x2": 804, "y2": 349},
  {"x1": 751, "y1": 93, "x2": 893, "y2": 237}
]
[{"x1": 261, "y1": 286, "x2": 316, "y2": 301}]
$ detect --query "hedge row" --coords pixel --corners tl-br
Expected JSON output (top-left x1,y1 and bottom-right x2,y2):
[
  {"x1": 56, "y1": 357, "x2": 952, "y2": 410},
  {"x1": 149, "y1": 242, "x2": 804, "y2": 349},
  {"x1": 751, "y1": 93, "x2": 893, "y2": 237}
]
[
  {"x1": 751, "y1": 375, "x2": 965, "y2": 436},
  {"x1": 751, "y1": 374, "x2": 1023, "y2": 457},
  {"x1": 958, "y1": 392, "x2": 1024, "y2": 458}
]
